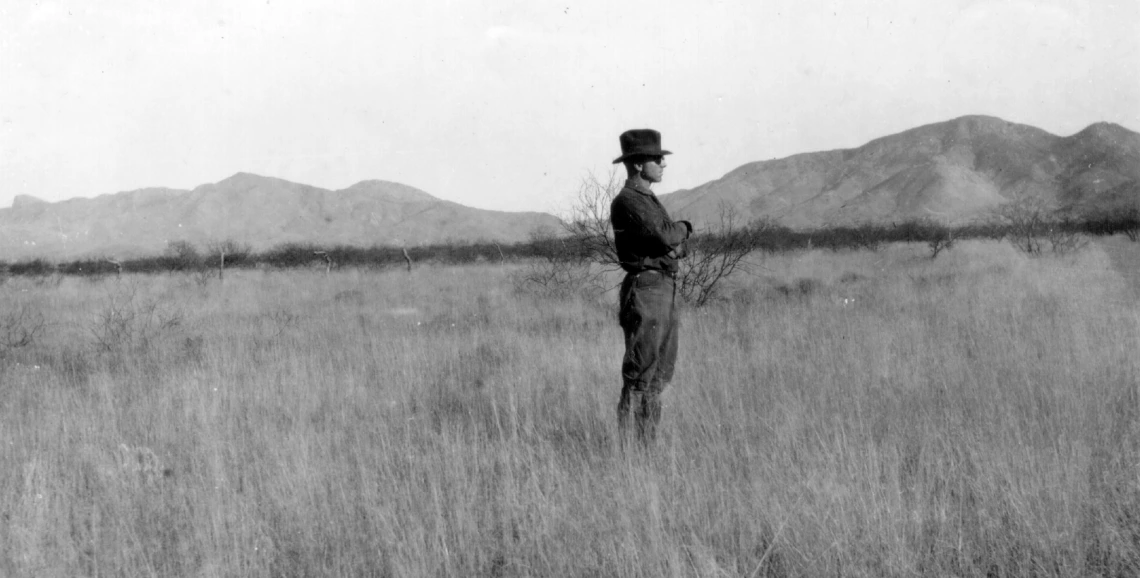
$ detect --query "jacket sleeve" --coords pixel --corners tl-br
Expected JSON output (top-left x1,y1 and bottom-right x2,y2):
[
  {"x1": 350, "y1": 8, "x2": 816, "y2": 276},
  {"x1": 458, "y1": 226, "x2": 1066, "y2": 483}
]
[{"x1": 612, "y1": 194, "x2": 690, "y2": 254}]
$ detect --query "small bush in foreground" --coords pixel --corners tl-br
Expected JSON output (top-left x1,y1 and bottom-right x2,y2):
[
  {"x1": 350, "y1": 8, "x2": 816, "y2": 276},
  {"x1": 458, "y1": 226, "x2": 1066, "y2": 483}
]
[{"x1": 1, "y1": 306, "x2": 45, "y2": 349}]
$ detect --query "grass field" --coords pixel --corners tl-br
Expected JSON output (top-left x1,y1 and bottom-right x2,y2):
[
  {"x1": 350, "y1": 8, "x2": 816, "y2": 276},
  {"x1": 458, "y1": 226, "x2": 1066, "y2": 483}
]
[{"x1": 2, "y1": 239, "x2": 1139, "y2": 577}]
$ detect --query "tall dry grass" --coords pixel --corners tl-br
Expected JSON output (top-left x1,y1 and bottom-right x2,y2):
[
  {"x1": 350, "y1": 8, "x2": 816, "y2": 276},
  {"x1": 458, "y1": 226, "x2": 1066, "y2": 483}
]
[{"x1": 1, "y1": 240, "x2": 1138, "y2": 577}]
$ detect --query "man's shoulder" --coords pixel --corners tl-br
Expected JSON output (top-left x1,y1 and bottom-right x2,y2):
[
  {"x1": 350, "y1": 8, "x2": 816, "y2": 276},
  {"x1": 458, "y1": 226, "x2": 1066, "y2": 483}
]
[
  {"x1": 611, "y1": 187, "x2": 647, "y2": 216},
  {"x1": 613, "y1": 185, "x2": 652, "y2": 206}
]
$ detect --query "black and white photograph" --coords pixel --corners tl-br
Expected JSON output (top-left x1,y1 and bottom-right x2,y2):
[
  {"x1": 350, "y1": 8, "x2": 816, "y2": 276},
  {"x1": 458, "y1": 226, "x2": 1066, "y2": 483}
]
[{"x1": 2, "y1": 1, "x2": 1139, "y2": 576}]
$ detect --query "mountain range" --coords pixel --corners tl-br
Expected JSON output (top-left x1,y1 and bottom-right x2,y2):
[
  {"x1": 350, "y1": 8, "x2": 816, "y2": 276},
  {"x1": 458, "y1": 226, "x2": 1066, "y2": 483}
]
[
  {"x1": 662, "y1": 115, "x2": 1140, "y2": 228},
  {"x1": 0, "y1": 173, "x2": 562, "y2": 260},
  {"x1": 2, "y1": 115, "x2": 1137, "y2": 260}
]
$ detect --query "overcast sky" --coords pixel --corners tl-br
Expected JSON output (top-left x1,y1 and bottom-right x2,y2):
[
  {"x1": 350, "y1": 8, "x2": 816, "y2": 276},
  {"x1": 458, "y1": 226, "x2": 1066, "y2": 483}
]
[{"x1": 2, "y1": 0, "x2": 1138, "y2": 214}]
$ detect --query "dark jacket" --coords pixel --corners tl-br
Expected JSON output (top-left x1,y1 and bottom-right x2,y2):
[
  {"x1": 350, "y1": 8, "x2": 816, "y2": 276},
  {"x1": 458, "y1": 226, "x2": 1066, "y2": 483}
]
[{"x1": 610, "y1": 179, "x2": 691, "y2": 274}]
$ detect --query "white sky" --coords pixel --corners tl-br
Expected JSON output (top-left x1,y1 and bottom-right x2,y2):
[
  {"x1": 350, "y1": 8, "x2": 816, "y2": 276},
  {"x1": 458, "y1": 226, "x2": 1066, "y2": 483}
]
[{"x1": 2, "y1": 0, "x2": 1138, "y2": 214}]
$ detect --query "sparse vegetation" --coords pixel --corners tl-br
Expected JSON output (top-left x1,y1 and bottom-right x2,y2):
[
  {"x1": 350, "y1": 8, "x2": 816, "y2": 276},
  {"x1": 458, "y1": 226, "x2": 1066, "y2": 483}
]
[
  {"x1": 1086, "y1": 205, "x2": 1140, "y2": 243},
  {"x1": 562, "y1": 171, "x2": 623, "y2": 268},
  {"x1": 205, "y1": 239, "x2": 252, "y2": 266},
  {"x1": 676, "y1": 207, "x2": 766, "y2": 306},
  {"x1": 164, "y1": 240, "x2": 203, "y2": 271},
  {"x1": 512, "y1": 226, "x2": 596, "y2": 298},
  {"x1": 7, "y1": 259, "x2": 55, "y2": 281},
  {"x1": 7, "y1": 205, "x2": 1140, "y2": 281},
  {"x1": 2, "y1": 241, "x2": 1138, "y2": 576},
  {"x1": 1126, "y1": 207, "x2": 1140, "y2": 242},
  {"x1": 88, "y1": 282, "x2": 186, "y2": 354},
  {"x1": 995, "y1": 194, "x2": 1054, "y2": 254},
  {"x1": 922, "y1": 218, "x2": 956, "y2": 259},
  {"x1": 514, "y1": 171, "x2": 623, "y2": 298},
  {"x1": 1046, "y1": 220, "x2": 1090, "y2": 255},
  {"x1": 1, "y1": 306, "x2": 45, "y2": 350}
]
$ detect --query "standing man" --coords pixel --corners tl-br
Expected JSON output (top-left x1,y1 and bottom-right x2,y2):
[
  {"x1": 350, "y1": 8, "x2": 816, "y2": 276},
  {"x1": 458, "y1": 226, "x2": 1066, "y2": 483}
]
[{"x1": 609, "y1": 129, "x2": 692, "y2": 444}]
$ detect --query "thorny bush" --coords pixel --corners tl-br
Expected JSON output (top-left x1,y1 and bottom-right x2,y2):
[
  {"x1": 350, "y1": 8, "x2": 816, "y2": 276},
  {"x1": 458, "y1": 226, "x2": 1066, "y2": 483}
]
[
  {"x1": 89, "y1": 282, "x2": 186, "y2": 353},
  {"x1": 995, "y1": 195, "x2": 1054, "y2": 255},
  {"x1": 1, "y1": 305, "x2": 46, "y2": 349},
  {"x1": 676, "y1": 206, "x2": 767, "y2": 307}
]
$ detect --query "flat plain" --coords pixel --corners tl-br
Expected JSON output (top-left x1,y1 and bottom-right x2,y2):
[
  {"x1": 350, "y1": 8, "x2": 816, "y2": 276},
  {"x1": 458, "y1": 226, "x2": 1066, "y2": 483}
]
[{"x1": 2, "y1": 239, "x2": 1139, "y2": 577}]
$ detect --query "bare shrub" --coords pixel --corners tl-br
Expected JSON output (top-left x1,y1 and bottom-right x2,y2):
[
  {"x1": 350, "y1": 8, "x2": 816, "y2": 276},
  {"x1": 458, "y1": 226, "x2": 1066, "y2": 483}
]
[
  {"x1": 512, "y1": 226, "x2": 597, "y2": 298},
  {"x1": 1046, "y1": 222, "x2": 1089, "y2": 255},
  {"x1": 203, "y1": 239, "x2": 252, "y2": 282},
  {"x1": 676, "y1": 206, "x2": 765, "y2": 307},
  {"x1": 994, "y1": 196, "x2": 1089, "y2": 256},
  {"x1": 89, "y1": 284, "x2": 185, "y2": 353},
  {"x1": 513, "y1": 171, "x2": 621, "y2": 297},
  {"x1": 206, "y1": 239, "x2": 252, "y2": 264},
  {"x1": 165, "y1": 240, "x2": 202, "y2": 271},
  {"x1": 1, "y1": 306, "x2": 46, "y2": 349},
  {"x1": 995, "y1": 195, "x2": 1054, "y2": 255},
  {"x1": 922, "y1": 219, "x2": 955, "y2": 259},
  {"x1": 1120, "y1": 206, "x2": 1139, "y2": 242},
  {"x1": 562, "y1": 170, "x2": 622, "y2": 269}
]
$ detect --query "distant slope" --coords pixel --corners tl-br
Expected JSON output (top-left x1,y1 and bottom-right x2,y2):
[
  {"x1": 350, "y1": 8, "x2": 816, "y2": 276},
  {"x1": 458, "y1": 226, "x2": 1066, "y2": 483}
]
[
  {"x1": 6, "y1": 116, "x2": 1137, "y2": 260},
  {"x1": 662, "y1": 116, "x2": 1140, "y2": 228},
  {"x1": 0, "y1": 173, "x2": 562, "y2": 260}
]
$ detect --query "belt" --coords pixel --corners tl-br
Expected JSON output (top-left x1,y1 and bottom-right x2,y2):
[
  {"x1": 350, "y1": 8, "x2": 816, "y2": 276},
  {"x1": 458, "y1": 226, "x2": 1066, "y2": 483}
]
[{"x1": 628, "y1": 268, "x2": 676, "y2": 279}]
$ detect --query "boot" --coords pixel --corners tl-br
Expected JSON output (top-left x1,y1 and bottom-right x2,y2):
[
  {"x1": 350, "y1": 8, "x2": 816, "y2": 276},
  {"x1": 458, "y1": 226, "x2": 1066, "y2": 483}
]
[
  {"x1": 636, "y1": 392, "x2": 663, "y2": 443},
  {"x1": 616, "y1": 385, "x2": 642, "y2": 448}
]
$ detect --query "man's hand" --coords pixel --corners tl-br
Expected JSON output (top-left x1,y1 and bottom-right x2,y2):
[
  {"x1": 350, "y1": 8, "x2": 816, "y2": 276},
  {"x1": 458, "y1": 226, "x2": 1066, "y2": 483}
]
[
  {"x1": 667, "y1": 241, "x2": 688, "y2": 260},
  {"x1": 668, "y1": 220, "x2": 692, "y2": 259}
]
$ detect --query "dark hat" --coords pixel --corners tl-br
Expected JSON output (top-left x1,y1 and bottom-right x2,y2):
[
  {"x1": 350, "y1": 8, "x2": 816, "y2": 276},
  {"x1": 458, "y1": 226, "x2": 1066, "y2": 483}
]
[{"x1": 612, "y1": 129, "x2": 672, "y2": 164}]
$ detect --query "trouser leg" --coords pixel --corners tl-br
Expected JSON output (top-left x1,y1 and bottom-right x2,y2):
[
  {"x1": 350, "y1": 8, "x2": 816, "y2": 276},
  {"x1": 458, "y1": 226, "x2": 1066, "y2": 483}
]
[
  {"x1": 639, "y1": 299, "x2": 678, "y2": 442},
  {"x1": 618, "y1": 271, "x2": 678, "y2": 444}
]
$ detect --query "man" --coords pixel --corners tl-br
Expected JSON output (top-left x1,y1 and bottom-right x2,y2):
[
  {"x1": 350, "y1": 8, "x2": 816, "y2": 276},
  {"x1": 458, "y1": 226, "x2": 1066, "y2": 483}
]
[{"x1": 609, "y1": 128, "x2": 692, "y2": 444}]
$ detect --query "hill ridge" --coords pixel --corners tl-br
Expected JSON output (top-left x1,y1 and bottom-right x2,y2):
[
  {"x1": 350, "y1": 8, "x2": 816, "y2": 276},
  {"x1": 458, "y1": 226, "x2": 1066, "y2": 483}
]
[
  {"x1": 4, "y1": 116, "x2": 1136, "y2": 259},
  {"x1": 661, "y1": 117, "x2": 1140, "y2": 228},
  {"x1": 0, "y1": 173, "x2": 561, "y2": 260}
]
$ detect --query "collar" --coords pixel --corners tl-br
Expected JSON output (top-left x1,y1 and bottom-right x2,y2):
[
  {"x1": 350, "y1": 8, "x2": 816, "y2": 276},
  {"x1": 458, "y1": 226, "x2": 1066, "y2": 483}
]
[{"x1": 623, "y1": 179, "x2": 655, "y2": 197}]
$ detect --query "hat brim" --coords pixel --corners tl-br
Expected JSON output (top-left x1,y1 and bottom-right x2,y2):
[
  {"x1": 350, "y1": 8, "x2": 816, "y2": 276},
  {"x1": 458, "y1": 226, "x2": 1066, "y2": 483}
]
[{"x1": 612, "y1": 150, "x2": 672, "y2": 164}]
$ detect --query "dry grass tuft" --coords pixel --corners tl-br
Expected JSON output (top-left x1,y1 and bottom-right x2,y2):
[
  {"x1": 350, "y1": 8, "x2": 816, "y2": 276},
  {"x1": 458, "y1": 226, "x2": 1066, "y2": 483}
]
[{"x1": 2, "y1": 239, "x2": 1139, "y2": 576}]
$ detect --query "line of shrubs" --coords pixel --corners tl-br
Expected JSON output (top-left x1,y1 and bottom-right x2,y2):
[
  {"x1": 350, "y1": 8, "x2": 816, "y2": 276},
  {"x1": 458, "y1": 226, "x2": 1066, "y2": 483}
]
[
  {"x1": 672, "y1": 212, "x2": 1136, "y2": 255},
  {"x1": 1, "y1": 212, "x2": 1137, "y2": 278},
  {"x1": 0, "y1": 239, "x2": 559, "y2": 278}
]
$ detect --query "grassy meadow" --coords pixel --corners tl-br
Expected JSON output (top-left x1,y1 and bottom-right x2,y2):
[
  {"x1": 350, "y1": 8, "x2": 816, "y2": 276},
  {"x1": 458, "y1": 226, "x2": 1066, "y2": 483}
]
[{"x1": 2, "y1": 239, "x2": 1139, "y2": 577}]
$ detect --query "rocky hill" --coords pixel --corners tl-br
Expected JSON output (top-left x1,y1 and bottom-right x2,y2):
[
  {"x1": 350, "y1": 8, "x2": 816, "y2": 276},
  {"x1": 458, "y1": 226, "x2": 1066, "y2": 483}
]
[
  {"x1": 0, "y1": 173, "x2": 562, "y2": 260},
  {"x1": 4, "y1": 116, "x2": 1136, "y2": 261},
  {"x1": 661, "y1": 116, "x2": 1140, "y2": 228}
]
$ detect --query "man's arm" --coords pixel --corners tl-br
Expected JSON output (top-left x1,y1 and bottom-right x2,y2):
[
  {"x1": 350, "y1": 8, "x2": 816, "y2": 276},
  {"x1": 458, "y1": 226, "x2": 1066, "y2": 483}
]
[{"x1": 612, "y1": 194, "x2": 690, "y2": 253}]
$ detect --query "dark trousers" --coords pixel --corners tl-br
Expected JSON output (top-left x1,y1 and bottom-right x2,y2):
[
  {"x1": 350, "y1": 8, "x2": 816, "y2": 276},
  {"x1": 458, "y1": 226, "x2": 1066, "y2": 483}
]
[{"x1": 617, "y1": 269, "x2": 679, "y2": 443}]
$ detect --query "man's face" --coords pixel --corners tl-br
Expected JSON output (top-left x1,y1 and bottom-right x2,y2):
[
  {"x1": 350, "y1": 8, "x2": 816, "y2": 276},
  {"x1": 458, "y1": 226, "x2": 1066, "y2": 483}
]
[{"x1": 639, "y1": 155, "x2": 666, "y2": 183}]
